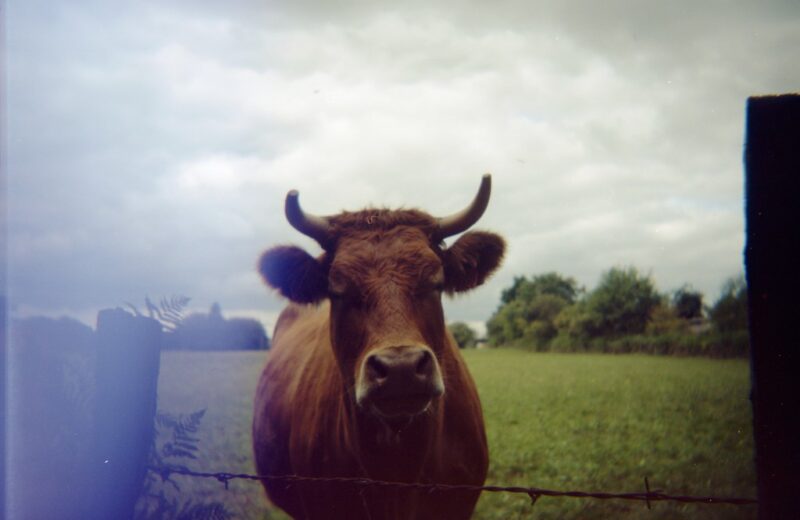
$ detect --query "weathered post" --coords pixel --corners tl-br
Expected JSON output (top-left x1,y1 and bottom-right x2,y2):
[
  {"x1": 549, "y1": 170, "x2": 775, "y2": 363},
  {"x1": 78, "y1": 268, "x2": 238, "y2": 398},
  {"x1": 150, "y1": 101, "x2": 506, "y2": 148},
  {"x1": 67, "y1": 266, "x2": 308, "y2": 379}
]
[
  {"x1": 8, "y1": 316, "x2": 96, "y2": 518},
  {"x1": 745, "y1": 94, "x2": 800, "y2": 519},
  {"x1": 93, "y1": 308, "x2": 162, "y2": 519}
]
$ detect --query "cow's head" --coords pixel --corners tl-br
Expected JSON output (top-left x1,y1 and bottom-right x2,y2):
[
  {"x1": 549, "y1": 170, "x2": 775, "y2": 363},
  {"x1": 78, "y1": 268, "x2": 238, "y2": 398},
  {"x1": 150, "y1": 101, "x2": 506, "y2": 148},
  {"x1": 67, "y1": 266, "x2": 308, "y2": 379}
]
[{"x1": 259, "y1": 175, "x2": 504, "y2": 421}]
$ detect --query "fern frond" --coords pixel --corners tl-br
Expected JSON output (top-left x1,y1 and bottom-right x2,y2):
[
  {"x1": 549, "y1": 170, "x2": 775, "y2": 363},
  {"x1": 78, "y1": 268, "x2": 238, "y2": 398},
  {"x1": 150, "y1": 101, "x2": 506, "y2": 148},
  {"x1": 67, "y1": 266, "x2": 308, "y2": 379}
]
[
  {"x1": 127, "y1": 294, "x2": 192, "y2": 332},
  {"x1": 145, "y1": 296, "x2": 160, "y2": 320},
  {"x1": 175, "y1": 502, "x2": 234, "y2": 520},
  {"x1": 155, "y1": 412, "x2": 178, "y2": 429},
  {"x1": 139, "y1": 406, "x2": 212, "y2": 520},
  {"x1": 124, "y1": 302, "x2": 142, "y2": 317}
]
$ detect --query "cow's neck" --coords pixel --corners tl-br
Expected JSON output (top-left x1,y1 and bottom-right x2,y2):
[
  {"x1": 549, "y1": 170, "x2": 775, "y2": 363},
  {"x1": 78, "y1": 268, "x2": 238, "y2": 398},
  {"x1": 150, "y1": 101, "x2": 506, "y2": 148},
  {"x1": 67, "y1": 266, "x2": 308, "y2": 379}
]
[{"x1": 356, "y1": 406, "x2": 439, "y2": 482}]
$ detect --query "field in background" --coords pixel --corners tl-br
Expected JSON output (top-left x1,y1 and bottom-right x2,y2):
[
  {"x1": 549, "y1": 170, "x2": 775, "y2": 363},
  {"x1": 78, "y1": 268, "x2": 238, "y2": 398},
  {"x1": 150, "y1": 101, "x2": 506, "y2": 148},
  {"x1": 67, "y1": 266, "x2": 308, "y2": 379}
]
[
  {"x1": 469, "y1": 350, "x2": 754, "y2": 519},
  {"x1": 154, "y1": 349, "x2": 755, "y2": 519}
]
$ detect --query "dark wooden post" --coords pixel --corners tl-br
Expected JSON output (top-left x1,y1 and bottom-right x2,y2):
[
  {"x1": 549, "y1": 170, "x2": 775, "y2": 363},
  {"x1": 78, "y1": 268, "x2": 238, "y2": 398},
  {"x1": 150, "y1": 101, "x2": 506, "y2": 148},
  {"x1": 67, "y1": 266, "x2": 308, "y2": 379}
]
[
  {"x1": 93, "y1": 308, "x2": 162, "y2": 519},
  {"x1": 9, "y1": 315, "x2": 96, "y2": 518},
  {"x1": 745, "y1": 94, "x2": 800, "y2": 519}
]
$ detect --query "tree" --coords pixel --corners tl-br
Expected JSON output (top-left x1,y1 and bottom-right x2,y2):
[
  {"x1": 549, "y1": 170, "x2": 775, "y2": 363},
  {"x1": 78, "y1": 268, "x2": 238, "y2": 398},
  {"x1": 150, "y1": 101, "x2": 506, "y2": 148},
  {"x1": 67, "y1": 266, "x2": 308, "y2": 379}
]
[
  {"x1": 709, "y1": 275, "x2": 748, "y2": 333},
  {"x1": 226, "y1": 318, "x2": 270, "y2": 350},
  {"x1": 500, "y1": 272, "x2": 580, "y2": 305},
  {"x1": 486, "y1": 301, "x2": 525, "y2": 346},
  {"x1": 583, "y1": 267, "x2": 660, "y2": 337},
  {"x1": 527, "y1": 272, "x2": 581, "y2": 304},
  {"x1": 500, "y1": 276, "x2": 528, "y2": 305},
  {"x1": 673, "y1": 286, "x2": 704, "y2": 320},
  {"x1": 646, "y1": 299, "x2": 690, "y2": 335},
  {"x1": 487, "y1": 272, "x2": 577, "y2": 347},
  {"x1": 448, "y1": 322, "x2": 477, "y2": 349},
  {"x1": 519, "y1": 294, "x2": 569, "y2": 348},
  {"x1": 552, "y1": 300, "x2": 601, "y2": 345}
]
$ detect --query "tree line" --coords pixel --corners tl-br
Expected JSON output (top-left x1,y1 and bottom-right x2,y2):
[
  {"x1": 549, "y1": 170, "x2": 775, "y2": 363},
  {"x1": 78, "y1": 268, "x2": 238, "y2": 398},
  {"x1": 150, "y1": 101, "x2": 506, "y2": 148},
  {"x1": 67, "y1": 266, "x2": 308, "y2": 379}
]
[
  {"x1": 450, "y1": 267, "x2": 748, "y2": 357},
  {"x1": 164, "y1": 302, "x2": 269, "y2": 351},
  {"x1": 124, "y1": 296, "x2": 269, "y2": 350},
  {"x1": 11, "y1": 300, "x2": 270, "y2": 352}
]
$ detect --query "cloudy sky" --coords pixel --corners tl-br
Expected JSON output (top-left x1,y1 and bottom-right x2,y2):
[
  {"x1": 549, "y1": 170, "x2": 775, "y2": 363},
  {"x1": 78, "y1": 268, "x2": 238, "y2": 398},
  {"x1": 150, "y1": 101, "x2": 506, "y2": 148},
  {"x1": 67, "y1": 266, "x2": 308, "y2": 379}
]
[{"x1": 5, "y1": 0, "x2": 799, "y2": 334}]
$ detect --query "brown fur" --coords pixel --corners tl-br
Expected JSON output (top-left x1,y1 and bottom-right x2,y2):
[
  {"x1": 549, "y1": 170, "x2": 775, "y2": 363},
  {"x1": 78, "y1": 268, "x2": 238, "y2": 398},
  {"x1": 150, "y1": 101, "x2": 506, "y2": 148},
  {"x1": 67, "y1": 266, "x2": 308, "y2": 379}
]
[{"x1": 254, "y1": 208, "x2": 505, "y2": 519}]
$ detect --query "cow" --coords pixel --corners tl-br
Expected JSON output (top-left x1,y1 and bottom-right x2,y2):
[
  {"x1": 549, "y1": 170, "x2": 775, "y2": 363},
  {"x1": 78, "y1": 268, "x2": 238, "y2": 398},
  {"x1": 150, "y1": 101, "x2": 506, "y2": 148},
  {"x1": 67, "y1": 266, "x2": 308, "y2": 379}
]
[{"x1": 253, "y1": 175, "x2": 505, "y2": 520}]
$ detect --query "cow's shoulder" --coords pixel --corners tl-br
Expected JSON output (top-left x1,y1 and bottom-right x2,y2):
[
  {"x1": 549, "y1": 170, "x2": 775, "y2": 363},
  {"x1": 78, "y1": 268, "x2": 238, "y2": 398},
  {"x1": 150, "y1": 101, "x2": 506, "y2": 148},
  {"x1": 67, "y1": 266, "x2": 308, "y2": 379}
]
[{"x1": 273, "y1": 301, "x2": 329, "y2": 340}]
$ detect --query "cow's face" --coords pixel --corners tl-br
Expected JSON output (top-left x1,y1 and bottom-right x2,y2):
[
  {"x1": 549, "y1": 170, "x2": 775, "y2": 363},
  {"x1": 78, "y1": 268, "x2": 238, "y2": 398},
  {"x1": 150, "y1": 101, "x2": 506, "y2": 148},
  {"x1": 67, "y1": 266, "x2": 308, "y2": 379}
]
[
  {"x1": 329, "y1": 227, "x2": 450, "y2": 420},
  {"x1": 259, "y1": 225, "x2": 503, "y2": 419},
  {"x1": 259, "y1": 176, "x2": 504, "y2": 420}
]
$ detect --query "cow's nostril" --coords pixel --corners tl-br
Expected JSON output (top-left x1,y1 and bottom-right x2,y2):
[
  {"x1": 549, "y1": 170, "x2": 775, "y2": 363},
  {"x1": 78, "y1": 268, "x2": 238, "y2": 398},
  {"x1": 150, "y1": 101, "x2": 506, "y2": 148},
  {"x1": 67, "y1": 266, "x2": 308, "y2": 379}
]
[
  {"x1": 415, "y1": 350, "x2": 432, "y2": 375},
  {"x1": 367, "y1": 355, "x2": 388, "y2": 380}
]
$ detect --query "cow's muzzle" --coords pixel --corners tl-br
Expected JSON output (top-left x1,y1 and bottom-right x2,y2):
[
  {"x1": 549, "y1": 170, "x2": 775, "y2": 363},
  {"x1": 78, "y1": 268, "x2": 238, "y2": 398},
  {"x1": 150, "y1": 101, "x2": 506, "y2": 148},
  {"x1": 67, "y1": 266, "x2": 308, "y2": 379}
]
[{"x1": 356, "y1": 345, "x2": 444, "y2": 419}]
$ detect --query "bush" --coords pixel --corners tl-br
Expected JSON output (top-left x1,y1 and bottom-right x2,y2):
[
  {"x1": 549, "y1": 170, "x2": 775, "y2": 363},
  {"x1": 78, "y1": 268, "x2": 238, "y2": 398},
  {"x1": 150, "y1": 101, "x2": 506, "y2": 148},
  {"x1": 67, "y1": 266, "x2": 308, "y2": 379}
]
[
  {"x1": 488, "y1": 273, "x2": 577, "y2": 347},
  {"x1": 540, "y1": 330, "x2": 747, "y2": 358},
  {"x1": 709, "y1": 275, "x2": 748, "y2": 334},
  {"x1": 448, "y1": 322, "x2": 478, "y2": 349},
  {"x1": 488, "y1": 269, "x2": 749, "y2": 358},
  {"x1": 584, "y1": 267, "x2": 660, "y2": 337},
  {"x1": 673, "y1": 286, "x2": 704, "y2": 319},
  {"x1": 698, "y1": 330, "x2": 750, "y2": 358},
  {"x1": 646, "y1": 302, "x2": 689, "y2": 335}
]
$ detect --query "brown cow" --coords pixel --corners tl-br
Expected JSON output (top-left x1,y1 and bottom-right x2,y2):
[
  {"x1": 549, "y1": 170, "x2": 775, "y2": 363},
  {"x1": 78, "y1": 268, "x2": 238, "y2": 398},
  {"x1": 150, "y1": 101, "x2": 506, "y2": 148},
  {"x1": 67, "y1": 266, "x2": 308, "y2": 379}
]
[{"x1": 253, "y1": 175, "x2": 505, "y2": 519}]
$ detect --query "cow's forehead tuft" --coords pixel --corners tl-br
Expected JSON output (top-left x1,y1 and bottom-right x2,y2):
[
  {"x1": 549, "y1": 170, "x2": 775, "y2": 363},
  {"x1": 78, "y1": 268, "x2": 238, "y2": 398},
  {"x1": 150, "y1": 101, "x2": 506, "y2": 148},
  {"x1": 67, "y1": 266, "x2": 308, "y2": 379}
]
[
  {"x1": 328, "y1": 208, "x2": 438, "y2": 237},
  {"x1": 330, "y1": 227, "x2": 442, "y2": 277}
]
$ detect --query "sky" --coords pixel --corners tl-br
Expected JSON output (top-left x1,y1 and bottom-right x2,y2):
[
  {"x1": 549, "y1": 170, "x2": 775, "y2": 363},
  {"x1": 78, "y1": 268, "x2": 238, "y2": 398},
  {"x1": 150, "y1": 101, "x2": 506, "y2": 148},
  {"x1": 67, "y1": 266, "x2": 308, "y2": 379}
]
[{"x1": 4, "y1": 0, "x2": 799, "y2": 335}]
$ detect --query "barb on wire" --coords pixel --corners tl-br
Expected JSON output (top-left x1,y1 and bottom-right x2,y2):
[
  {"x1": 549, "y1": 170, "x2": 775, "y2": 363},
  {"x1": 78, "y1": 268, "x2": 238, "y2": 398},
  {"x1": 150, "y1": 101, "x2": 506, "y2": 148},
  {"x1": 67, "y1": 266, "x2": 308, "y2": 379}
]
[{"x1": 147, "y1": 466, "x2": 758, "y2": 507}]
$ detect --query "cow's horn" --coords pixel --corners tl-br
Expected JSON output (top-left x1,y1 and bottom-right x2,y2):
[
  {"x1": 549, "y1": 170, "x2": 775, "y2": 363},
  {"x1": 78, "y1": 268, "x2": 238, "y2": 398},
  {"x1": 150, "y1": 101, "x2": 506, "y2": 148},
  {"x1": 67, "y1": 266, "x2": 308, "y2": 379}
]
[
  {"x1": 437, "y1": 174, "x2": 492, "y2": 239},
  {"x1": 285, "y1": 190, "x2": 332, "y2": 246}
]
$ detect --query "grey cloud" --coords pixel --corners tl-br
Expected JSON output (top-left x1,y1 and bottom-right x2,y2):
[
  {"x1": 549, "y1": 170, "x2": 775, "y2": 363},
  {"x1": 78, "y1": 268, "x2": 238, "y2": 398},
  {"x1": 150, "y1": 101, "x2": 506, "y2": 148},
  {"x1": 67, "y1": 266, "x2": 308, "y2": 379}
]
[{"x1": 6, "y1": 0, "x2": 798, "y2": 327}]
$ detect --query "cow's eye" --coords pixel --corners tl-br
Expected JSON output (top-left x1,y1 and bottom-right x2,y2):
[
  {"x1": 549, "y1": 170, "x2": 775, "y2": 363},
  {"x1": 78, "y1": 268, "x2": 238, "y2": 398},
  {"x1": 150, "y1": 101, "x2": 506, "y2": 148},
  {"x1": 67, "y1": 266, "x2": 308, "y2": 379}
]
[
  {"x1": 328, "y1": 272, "x2": 348, "y2": 299},
  {"x1": 423, "y1": 272, "x2": 445, "y2": 295},
  {"x1": 417, "y1": 282, "x2": 443, "y2": 297},
  {"x1": 329, "y1": 283, "x2": 364, "y2": 307}
]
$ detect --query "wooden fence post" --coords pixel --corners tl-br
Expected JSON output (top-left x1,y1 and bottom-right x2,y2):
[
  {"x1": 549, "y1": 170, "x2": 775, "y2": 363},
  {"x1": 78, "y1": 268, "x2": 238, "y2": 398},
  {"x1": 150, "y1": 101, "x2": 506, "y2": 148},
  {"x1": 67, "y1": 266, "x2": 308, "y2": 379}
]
[
  {"x1": 745, "y1": 94, "x2": 800, "y2": 519},
  {"x1": 8, "y1": 316, "x2": 95, "y2": 518},
  {"x1": 93, "y1": 308, "x2": 162, "y2": 519}
]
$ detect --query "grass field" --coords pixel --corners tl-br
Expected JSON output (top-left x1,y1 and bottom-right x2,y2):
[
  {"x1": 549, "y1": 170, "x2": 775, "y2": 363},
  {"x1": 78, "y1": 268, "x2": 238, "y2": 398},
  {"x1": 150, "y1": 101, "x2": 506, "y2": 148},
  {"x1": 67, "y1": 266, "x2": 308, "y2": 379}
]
[{"x1": 152, "y1": 349, "x2": 755, "y2": 519}]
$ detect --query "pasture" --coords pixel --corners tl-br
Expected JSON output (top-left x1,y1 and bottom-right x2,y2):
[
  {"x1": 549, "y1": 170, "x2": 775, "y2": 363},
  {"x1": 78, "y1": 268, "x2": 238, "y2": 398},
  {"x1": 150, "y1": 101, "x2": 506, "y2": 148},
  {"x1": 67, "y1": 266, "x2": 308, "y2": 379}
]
[{"x1": 153, "y1": 349, "x2": 755, "y2": 519}]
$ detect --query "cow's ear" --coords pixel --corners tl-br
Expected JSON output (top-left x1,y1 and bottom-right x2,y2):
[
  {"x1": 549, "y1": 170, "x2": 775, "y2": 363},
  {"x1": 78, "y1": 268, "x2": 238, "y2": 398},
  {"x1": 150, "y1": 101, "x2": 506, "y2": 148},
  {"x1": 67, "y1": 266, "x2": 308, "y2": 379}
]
[
  {"x1": 441, "y1": 231, "x2": 505, "y2": 294},
  {"x1": 258, "y1": 246, "x2": 328, "y2": 304}
]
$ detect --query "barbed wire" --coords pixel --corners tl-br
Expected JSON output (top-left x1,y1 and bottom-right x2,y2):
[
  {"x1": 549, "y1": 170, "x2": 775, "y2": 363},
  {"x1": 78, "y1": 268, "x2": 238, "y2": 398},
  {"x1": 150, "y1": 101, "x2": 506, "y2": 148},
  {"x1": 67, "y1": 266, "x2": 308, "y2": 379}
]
[{"x1": 148, "y1": 466, "x2": 757, "y2": 508}]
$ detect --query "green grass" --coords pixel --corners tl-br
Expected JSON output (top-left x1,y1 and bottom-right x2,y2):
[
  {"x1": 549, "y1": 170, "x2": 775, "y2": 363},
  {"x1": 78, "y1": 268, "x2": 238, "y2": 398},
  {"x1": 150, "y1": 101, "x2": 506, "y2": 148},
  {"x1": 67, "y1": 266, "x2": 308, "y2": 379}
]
[
  {"x1": 464, "y1": 349, "x2": 755, "y2": 519},
  {"x1": 152, "y1": 349, "x2": 755, "y2": 519},
  {"x1": 152, "y1": 351, "x2": 270, "y2": 519}
]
